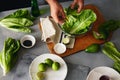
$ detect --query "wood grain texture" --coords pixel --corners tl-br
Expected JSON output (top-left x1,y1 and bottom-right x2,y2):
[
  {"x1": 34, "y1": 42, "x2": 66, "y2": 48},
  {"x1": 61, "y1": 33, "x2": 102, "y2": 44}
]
[{"x1": 39, "y1": 4, "x2": 111, "y2": 57}]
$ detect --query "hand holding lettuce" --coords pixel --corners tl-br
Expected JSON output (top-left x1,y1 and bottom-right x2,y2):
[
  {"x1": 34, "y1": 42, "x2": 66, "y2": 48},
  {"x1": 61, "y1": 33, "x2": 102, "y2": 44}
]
[
  {"x1": 0, "y1": 38, "x2": 21, "y2": 75},
  {"x1": 61, "y1": 7, "x2": 97, "y2": 35},
  {"x1": 0, "y1": 9, "x2": 34, "y2": 33}
]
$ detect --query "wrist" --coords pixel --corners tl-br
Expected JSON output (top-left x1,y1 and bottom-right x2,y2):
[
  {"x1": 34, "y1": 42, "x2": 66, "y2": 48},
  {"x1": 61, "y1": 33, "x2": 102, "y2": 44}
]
[{"x1": 46, "y1": 0, "x2": 58, "y2": 6}]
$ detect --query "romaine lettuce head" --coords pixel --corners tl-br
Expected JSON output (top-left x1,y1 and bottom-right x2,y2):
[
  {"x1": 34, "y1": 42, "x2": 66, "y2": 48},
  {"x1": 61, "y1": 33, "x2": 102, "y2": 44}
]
[
  {"x1": 0, "y1": 38, "x2": 21, "y2": 75},
  {"x1": 61, "y1": 8, "x2": 97, "y2": 35}
]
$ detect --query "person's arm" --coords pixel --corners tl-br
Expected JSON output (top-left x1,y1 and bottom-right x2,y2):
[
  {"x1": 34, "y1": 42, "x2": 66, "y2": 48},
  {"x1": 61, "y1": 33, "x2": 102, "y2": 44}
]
[
  {"x1": 45, "y1": 0, "x2": 66, "y2": 24},
  {"x1": 71, "y1": 0, "x2": 84, "y2": 12}
]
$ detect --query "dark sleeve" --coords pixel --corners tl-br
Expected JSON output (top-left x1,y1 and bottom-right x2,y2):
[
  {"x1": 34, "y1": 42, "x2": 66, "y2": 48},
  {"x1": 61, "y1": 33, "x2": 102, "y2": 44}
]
[
  {"x1": 0, "y1": 0, "x2": 72, "y2": 12},
  {"x1": 0, "y1": 0, "x2": 31, "y2": 11}
]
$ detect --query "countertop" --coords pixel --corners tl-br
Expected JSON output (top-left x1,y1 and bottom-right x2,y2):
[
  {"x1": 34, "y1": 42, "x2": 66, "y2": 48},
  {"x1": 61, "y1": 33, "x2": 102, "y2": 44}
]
[{"x1": 0, "y1": 0, "x2": 120, "y2": 80}]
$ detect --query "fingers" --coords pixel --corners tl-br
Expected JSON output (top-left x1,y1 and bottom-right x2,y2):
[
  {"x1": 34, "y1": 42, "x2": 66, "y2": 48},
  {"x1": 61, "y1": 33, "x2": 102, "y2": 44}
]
[
  {"x1": 61, "y1": 9, "x2": 66, "y2": 19},
  {"x1": 70, "y1": 0, "x2": 84, "y2": 12},
  {"x1": 58, "y1": 11, "x2": 66, "y2": 24},
  {"x1": 52, "y1": 12, "x2": 66, "y2": 24},
  {"x1": 52, "y1": 14, "x2": 59, "y2": 23},
  {"x1": 77, "y1": 2, "x2": 83, "y2": 12},
  {"x1": 71, "y1": 0, "x2": 77, "y2": 9}
]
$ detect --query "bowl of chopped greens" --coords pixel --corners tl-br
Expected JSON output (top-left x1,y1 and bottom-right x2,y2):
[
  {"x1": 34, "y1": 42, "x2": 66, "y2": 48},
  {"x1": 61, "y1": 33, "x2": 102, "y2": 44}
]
[{"x1": 60, "y1": 7, "x2": 97, "y2": 37}]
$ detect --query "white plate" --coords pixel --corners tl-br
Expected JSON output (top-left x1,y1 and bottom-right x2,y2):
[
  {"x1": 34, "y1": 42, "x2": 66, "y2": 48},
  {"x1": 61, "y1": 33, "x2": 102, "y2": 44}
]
[
  {"x1": 29, "y1": 53, "x2": 68, "y2": 80},
  {"x1": 86, "y1": 66, "x2": 120, "y2": 80}
]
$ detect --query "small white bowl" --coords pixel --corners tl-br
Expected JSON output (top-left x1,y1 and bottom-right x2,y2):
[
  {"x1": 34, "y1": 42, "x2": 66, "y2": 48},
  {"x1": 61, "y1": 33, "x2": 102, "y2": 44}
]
[
  {"x1": 20, "y1": 35, "x2": 36, "y2": 48},
  {"x1": 54, "y1": 43, "x2": 66, "y2": 54}
]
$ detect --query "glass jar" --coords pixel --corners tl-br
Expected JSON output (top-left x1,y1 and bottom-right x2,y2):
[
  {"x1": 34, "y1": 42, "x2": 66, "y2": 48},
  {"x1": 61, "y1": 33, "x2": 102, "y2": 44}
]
[{"x1": 31, "y1": 0, "x2": 40, "y2": 17}]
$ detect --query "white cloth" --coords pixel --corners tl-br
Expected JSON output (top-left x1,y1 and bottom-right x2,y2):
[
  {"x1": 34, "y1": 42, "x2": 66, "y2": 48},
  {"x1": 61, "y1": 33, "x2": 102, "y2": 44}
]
[{"x1": 40, "y1": 17, "x2": 75, "y2": 48}]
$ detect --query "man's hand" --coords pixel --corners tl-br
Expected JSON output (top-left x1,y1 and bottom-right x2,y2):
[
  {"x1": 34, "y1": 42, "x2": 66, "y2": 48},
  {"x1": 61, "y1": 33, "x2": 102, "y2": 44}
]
[
  {"x1": 46, "y1": 0, "x2": 66, "y2": 24},
  {"x1": 46, "y1": 0, "x2": 84, "y2": 24},
  {"x1": 71, "y1": 0, "x2": 84, "y2": 12}
]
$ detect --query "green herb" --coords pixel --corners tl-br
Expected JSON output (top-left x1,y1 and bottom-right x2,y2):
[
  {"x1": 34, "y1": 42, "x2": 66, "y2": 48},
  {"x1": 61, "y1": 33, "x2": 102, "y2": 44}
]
[
  {"x1": 0, "y1": 38, "x2": 21, "y2": 75},
  {"x1": 61, "y1": 8, "x2": 97, "y2": 35},
  {"x1": 0, "y1": 9, "x2": 34, "y2": 33},
  {"x1": 93, "y1": 20, "x2": 120, "y2": 40}
]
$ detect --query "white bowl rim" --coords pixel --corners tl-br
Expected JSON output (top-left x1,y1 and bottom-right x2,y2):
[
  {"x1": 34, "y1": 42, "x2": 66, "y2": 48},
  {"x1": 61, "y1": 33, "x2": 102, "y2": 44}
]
[
  {"x1": 54, "y1": 43, "x2": 66, "y2": 54},
  {"x1": 20, "y1": 35, "x2": 36, "y2": 48}
]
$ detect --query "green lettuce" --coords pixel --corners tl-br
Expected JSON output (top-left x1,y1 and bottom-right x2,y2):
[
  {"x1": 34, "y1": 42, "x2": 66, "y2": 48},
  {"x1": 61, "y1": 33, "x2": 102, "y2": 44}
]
[
  {"x1": 61, "y1": 8, "x2": 97, "y2": 35},
  {"x1": 0, "y1": 9, "x2": 34, "y2": 33},
  {"x1": 0, "y1": 18, "x2": 33, "y2": 33},
  {"x1": 4, "y1": 9, "x2": 35, "y2": 21},
  {"x1": 0, "y1": 38, "x2": 21, "y2": 75}
]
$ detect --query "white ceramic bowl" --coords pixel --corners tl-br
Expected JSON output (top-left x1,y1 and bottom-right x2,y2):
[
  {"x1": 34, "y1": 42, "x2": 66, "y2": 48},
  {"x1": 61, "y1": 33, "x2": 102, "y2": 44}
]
[
  {"x1": 54, "y1": 43, "x2": 66, "y2": 54},
  {"x1": 86, "y1": 66, "x2": 120, "y2": 80},
  {"x1": 20, "y1": 35, "x2": 36, "y2": 48}
]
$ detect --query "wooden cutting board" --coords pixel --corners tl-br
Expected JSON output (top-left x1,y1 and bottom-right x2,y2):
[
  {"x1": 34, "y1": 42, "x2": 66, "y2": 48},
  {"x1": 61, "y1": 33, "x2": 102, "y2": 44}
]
[{"x1": 39, "y1": 4, "x2": 111, "y2": 57}]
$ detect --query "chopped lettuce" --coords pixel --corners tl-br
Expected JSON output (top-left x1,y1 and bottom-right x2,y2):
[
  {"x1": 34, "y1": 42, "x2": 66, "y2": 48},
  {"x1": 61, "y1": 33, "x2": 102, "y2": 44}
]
[
  {"x1": 61, "y1": 8, "x2": 97, "y2": 35},
  {"x1": 0, "y1": 38, "x2": 21, "y2": 75}
]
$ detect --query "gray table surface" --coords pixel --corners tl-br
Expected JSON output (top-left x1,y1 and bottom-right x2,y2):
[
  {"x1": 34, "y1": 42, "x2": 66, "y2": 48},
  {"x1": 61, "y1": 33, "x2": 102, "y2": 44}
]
[{"x1": 0, "y1": 0, "x2": 120, "y2": 80}]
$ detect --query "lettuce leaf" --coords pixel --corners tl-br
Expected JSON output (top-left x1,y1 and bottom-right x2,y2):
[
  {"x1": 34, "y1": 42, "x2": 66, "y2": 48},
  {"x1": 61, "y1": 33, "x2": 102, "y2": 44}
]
[
  {"x1": 0, "y1": 18, "x2": 32, "y2": 33},
  {"x1": 0, "y1": 38, "x2": 21, "y2": 75},
  {"x1": 62, "y1": 8, "x2": 97, "y2": 35},
  {"x1": 4, "y1": 9, "x2": 35, "y2": 21},
  {"x1": 0, "y1": 9, "x2": 34, "y2": 33}
]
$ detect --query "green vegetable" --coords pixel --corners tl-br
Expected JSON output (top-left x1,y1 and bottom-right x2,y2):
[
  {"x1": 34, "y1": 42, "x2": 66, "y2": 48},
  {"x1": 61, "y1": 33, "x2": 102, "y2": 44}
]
[
  {"x1": 0, "y1": 9, "x2": 34, "y2": 33},
  {"x1": 93, "y1": 20, "x2": 120, "y2": 40},
  {"x1": 102, "y1": 42, "x2": 120, "y2": 73},
  {"x1": 4, "y1": 9, "x2": 35, "y2": 21},
  {"x1": 104, "y1": 41, "x2": 115, "y2": 47},
  {"x1": 45, "y1": 58, "x2": 53, "y2": 67},
  {"x1": 38, "y1": 63, "x2": 47, "y2": 72},
  {"x1": 0, "y1": 18, "x2": 33, "y2": 27},
  {"x1": 93, "y1": 31, "x2": 109, "y2": 40},
  {"x1": 102, "y1": 42, "x2": 120, "y2": 62},
  {"x1": 85, "y1": 43, "x2": 100, "y2": 53},
  {"x1": 113, "y1": 62, "x2": 120, "y2": 73},
  {"x1": 52, "y1": 62, "x2": 60, "y2": 71},
  {"x1": 61, "y1": 8, "x2": 97, "y2": 35},
  {"x1": 0, "y1": 18, "x2": 33, "y2": 33},
  {"x1": 0, "y1": 38, "x2": 21, "y2": 75}
]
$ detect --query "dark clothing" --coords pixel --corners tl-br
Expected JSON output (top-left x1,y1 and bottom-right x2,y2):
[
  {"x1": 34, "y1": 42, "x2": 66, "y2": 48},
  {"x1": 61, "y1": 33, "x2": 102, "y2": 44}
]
[{"x1": 0, "y1": 0, "x2": 72, "y2": 12}]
